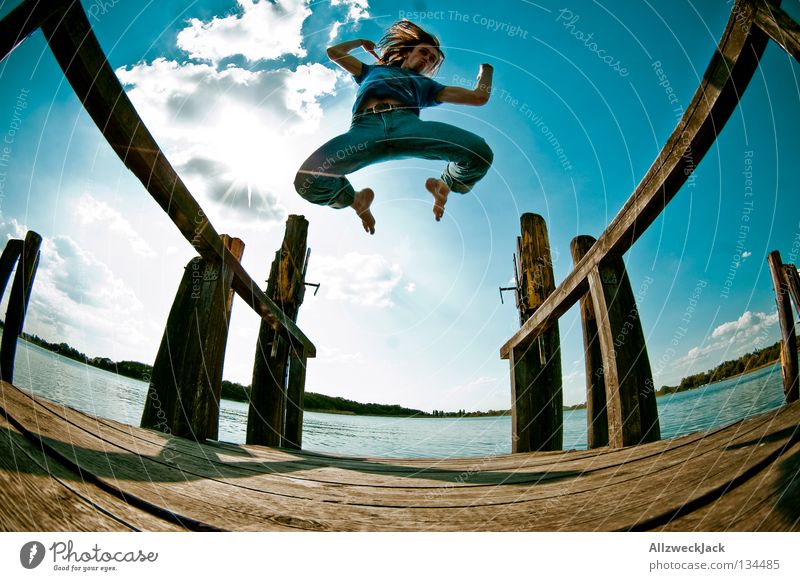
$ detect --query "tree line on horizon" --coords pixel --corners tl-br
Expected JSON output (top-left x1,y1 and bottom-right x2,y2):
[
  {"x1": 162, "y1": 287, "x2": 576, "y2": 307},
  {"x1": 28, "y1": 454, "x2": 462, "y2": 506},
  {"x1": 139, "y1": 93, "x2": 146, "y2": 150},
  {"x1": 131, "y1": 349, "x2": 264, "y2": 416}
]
[{"x1": 9, "y1": 323, "x2": 795, "y2": 416}]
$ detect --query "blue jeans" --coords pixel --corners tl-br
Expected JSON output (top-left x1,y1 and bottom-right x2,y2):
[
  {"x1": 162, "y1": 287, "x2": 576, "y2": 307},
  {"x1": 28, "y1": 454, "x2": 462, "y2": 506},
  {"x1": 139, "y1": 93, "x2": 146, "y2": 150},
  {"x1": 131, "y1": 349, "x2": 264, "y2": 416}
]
[{"x1": 294, "y1": 109, "x2": 493, "y2": 208}]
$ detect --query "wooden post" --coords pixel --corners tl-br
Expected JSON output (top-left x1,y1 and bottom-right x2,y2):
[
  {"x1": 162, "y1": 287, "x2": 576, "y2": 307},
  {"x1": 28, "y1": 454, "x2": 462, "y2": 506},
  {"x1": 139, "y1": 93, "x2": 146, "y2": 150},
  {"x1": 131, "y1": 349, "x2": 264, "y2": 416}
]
[
  {"x1": 141, "y1": 235, "x2": 245, "y2": 440},
  {"x1": 768, "y1": 251, "x2": 798, "y2": 403},
  {"x1": 0, "y1": 239, "x2": 23, "y2": 301},
  {"x1": 586, "y1": 254, "x2": 660, "y2": 448},
  {"x1": 784, "y1": 263, "x2": 800, "y2": 318},
  {"x1": 283, "y1": 350, "x2": 307, "y2": 450},
  {"x1": 0, "y1": 231, "x2": 42, "y2": 383},
  {"x1": 570, "y1": 236, "x2": 609, "y2": 448},
  {"x1": 510, "y1": 213, "x2": 562, "y2": 452},
  {"x1": 247, "y1": 215, "x2": 309, "y2": 447}
]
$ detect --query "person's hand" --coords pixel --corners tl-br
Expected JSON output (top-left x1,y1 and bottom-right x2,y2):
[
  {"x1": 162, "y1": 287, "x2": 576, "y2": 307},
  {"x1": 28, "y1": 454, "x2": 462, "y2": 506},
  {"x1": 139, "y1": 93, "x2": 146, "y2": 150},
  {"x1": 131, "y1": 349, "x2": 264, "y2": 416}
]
[{"x1": 361, "y1": 39, "x2": 380, "y2": 60}]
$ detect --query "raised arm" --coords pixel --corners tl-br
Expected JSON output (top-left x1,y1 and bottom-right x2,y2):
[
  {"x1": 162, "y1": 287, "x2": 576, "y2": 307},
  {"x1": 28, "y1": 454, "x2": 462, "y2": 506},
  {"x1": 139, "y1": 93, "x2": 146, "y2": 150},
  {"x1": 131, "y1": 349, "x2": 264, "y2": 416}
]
[
  {"x1": 326, "y1": 38, "x2": 378, "y2": 76},
  {"x1": 436, "y1": 64, "x2": 494, "y2": 106}
]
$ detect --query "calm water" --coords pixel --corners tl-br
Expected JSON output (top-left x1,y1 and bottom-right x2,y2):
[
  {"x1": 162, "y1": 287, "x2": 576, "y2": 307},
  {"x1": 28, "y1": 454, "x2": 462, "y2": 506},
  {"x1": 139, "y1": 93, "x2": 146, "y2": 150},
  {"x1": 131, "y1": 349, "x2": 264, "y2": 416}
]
[{"x1": 11, "y1": 340, "x2": 788, "y2": 458}]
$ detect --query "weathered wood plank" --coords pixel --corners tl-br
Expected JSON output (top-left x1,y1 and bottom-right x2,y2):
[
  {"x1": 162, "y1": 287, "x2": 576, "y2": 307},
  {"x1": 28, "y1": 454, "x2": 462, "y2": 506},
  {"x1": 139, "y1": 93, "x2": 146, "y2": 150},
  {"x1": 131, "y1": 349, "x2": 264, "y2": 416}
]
[
  {"x1": 248, "y1": 215, "x2": 309, "y2": 446},
  {"x1": 284, "y1": 351, "x2": 307, "y2": 450},
  {"x1": 784, "y1": 263, "x2": 800, "y2": 318},
  {"x1": 0, "y1": 239, "x2": 23, "y2": 303},
  {"x1": 0, "y1": 0, "x2": 64, "y2": 62},
  {"x1": 37, "y1": 1, "x2": 315, "y2": 357},
  {"x1": 571, "y1": 236, "x2": 609, "y2": 448},
  {"x1": 510, "y1": 214, "x2": 562, "y2": 452},
  {"x1": 501, "y1": 0, "x2": 769, "y2": 359},
  {"x1": 3, "y1": 380, "x2": 797, "y2": 530},
  {"x1": 142, "y1": 235, "x2": 244, "y2": 440},
  {"x1": 11, "y1": 380, "x2": 799, "y2": 524},
  {"x1": 769, "y1": 251, "x2": 799, "y2": 402},
  {"x1": 0, "y1": 231, "x2": 41, "y2": 383},
  {"x1": 586, "y1": 253, "x2": 660, "y2": 447},
  {"x1": 0, "y1": 414, "x2": 131, "y2": 531},
  {"x1": 0, "y1": 413, "x2": 184, "y2": 531},
  {"x1": 754, "y1": 0, "x2": 800, "y2": 62},
  {"x1": 657, "y1": 441, "x2": 800, "y2": 531}
]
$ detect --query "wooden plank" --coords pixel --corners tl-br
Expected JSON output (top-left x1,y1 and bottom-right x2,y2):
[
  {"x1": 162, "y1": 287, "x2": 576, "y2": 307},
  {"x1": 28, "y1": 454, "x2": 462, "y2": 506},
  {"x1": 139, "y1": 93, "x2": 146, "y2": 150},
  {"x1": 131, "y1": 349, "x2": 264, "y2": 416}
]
[
  {"x1": 142, "y1": 235, "x2": 244, "y2": 440},
  {"x1": 510, "y1": 214, "x2": 563, "y2": 452},
  {"x1": 0, "y1": 231, "x2": 41, "y2": 383},
  {"x1": 571, "y1": 236, "x2": 609, "y2": 448},
  {"x1": 37, "y1": 2, "x2": 315, "y2": 357},
  {"x1": 586, "y1": 265, "x2": 625, "y2": 448},
  {"x1": 657, "y1": 440, "x2": 800, "y2": 531},
  {"x1": 1, "y1": 382, "x2": 402, "y2": 529},
  {"x1": 0, "y1": 0, "x2": 64, "y2": 62},
  {"x1": 248, "y1": 215, "x2": 309, "y2": 446},
  {"x1": 14, "y1": 380, "x2": 798, "y2": 516},
  {"x1": 4, "y1": 380, "x2": 798, "y2": 530},
  {"x1": 784, "y1": 263, "x2": 800, "y2": 318},
  {"x1": 754, "y1": 0, "x2": 800, "y2": 63},
  {"x1": 284, "y1": 351, "x2": 307, "y2": 450},
  {"x1": 501, "y1": 0, "x2": 769, "y2": 359},
  {"x1": 0, "y1": 413, "x2": 132, "y2": 531},
  {"x1": 0, "y1": 239, "x2": 23, "y2": 303},
  {"x1": 0, "y1": 413, "x2": 184, "y2": 531},
  {"x1": 587, "y1": 253, "x2": 660, "y2": 447},
  {"x1": 769, "y1": 251, "x2": 799, "y2": 402}
]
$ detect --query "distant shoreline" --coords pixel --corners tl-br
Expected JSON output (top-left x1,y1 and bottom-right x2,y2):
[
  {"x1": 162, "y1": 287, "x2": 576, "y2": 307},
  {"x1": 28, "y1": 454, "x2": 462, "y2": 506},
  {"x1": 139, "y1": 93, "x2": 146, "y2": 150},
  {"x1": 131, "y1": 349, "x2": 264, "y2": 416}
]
[{"x1": 11, "y1": 326, "x2": 794, "y2": 418}]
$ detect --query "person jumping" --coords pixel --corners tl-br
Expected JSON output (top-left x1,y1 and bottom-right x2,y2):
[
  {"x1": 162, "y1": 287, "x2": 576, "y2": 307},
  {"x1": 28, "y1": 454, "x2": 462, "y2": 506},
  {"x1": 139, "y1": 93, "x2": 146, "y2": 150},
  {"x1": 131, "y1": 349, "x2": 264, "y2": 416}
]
[{"x1": 294, "y1": 19, "x2": 494, "y2": 235}]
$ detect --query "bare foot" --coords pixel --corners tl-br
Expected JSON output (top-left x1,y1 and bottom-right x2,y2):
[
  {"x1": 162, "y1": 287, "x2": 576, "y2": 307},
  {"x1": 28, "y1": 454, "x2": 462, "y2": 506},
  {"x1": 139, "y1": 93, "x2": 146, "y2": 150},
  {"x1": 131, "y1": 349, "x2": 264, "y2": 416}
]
[
  {"x1": 425, "y1": 177, "x2": 450, "y2": 222},
  {"x1": 351, "y1": 188, "x2": 376, "y2": 235}
]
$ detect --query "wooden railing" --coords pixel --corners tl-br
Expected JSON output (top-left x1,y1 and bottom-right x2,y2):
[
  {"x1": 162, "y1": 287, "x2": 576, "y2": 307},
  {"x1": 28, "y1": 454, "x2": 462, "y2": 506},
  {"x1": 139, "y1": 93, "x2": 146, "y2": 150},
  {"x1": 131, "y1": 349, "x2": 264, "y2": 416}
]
[
  {"x1": 502, "y1": 0, "x2": 800, "y2": 451},
  {"x1": 0, "y1": 0, "x2": 316, "y2": 448},
  {"x1": 0, "y1": 0, "x2": 315, "y2": 357}
]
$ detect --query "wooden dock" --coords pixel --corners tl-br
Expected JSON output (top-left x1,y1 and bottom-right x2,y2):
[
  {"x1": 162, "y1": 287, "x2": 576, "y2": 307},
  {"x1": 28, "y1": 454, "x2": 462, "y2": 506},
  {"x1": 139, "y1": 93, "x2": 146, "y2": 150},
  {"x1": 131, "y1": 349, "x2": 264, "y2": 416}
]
[{"x1": 2, "y1": 379, "x2": 798, "y2": 532}]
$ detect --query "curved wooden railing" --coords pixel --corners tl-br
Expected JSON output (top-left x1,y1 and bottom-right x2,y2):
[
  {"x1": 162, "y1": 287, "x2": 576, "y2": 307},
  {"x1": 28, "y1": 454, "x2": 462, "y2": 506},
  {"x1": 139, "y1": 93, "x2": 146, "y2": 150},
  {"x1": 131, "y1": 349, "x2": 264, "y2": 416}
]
[
  {"x1": 501, "y1": 0, "x2": 800, "y2": 452},
  {"x1": 0, "y1": 0, "x2": 316, "y2": 449},
  {"x1": 0, "y1": 0, "x2": 316, "y2": 358}
]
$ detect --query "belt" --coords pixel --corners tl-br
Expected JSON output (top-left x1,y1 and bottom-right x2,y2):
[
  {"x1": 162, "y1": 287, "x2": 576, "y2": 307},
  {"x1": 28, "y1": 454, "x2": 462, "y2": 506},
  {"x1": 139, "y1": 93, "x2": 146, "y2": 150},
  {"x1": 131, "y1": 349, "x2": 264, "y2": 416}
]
[{"x1": 355, "y1": 102, "x2": 415, "y2": 117}]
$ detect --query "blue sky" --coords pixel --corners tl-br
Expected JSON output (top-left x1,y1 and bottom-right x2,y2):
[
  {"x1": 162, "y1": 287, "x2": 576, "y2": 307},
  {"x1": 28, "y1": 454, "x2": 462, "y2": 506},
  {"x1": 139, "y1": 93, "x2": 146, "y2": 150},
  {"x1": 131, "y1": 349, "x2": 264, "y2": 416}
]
[{"x1": 0, "y1": 0, "x2": 798, "y2": 413}]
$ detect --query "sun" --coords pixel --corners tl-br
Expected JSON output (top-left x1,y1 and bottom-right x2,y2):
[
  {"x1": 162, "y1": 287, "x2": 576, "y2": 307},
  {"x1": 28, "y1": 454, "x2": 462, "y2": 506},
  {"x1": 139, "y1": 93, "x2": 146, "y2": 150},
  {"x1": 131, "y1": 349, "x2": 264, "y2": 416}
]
[{"x1": 211, "y1": 106, "x2": 281, "y2": 208}]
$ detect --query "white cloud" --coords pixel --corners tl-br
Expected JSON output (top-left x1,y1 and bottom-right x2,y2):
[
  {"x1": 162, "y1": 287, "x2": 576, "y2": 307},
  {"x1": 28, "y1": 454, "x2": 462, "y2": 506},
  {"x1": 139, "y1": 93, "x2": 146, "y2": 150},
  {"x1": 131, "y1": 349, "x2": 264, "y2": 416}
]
[
  {"x1": 405, "y1": 282, "x2": 416, "y2": 293},
  {"x1": 73, "y1": 194, "x2": 156, "y2": 257},
  {"x1": 310, "y1": 252, "x2": 402, "y2": 307},
  {"x1": 116, "y1": 57, "x2": 339, "y2": 226},
  {"x1": 329, "y1": 0, "x2": 370, "y2": 40},
  {"x1": 710, "y1": 310, "x2": 778, "y2": 340},
  {"x1": 0, "y1": 220, "x2": 149, "y2": 359},
  {"x1": 741, "y1": 250, "x2": 752, "y2": 259},
  {"x1": 681, "y1": 310, "x2": 780, "y2": 364},
  {"x1": 176, "y1": 0, "x2": 311, "y2": 64}
]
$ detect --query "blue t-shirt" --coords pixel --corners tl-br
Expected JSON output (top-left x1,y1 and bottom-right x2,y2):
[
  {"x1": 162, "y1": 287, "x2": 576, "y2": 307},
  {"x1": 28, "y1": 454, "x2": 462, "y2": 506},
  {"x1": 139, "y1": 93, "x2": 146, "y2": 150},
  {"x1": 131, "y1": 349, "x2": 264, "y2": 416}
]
[{"x1": 352, "y1": 63, "x2": 446, "y2": 115}]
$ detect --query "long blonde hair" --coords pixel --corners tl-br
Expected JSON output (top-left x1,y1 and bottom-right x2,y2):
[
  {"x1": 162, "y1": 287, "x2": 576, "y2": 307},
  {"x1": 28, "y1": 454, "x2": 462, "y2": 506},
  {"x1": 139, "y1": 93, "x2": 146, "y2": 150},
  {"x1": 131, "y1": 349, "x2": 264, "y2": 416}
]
[{"x1": 376, "y1": 19, "x2": 444, "y2": 75}]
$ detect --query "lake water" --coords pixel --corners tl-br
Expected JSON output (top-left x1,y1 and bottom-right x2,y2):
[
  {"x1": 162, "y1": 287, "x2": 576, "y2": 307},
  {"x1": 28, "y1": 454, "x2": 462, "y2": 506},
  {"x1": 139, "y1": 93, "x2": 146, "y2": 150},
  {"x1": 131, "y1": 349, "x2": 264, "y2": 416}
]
[{"x1": 10, "y1": 340, "x2": 789, "y2": 458}]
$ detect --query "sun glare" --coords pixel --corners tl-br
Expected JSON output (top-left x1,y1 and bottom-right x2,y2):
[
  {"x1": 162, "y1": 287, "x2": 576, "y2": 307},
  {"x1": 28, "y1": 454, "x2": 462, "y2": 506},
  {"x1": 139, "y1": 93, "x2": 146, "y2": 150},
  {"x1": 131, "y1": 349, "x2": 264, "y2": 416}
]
[{"x1": 213, "y1": 106, "x2": 276, "y2": 207}]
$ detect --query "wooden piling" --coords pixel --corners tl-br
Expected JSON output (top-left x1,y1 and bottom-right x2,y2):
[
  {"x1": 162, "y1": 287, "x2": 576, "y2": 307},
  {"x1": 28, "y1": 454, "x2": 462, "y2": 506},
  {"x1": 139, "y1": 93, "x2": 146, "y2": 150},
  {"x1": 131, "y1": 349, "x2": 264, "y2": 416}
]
[
  {"x1": 284, "y1": 351, "x2": 308, "y2": 449},
  {"x1": 0, "y1": 232, "x2": 42, "y2": 383},
  {"x1": 141, "y1": 235, "x2": 245, "y2": 440},
  {"x1": 768, "y1": 251, "x2": 799, "y2": 403},
  {"x1": 784, "y1": 263, "x2": 800, "y2": 318},
  {"x1": 0, "y1": 239, "x2": 23, "y2": 302},
  {"x1": 586, "y1": 254, "x2": 660, "y2": 447},
  {"x1": 510, "y1": 213, "x2": 562, "y2": 452},
  {"x1": 570, "y1": 236, "x2": 609, "y2": 448},
  {"x1": 247, "y1": 215, "x2": 309, "y2": 447}
]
